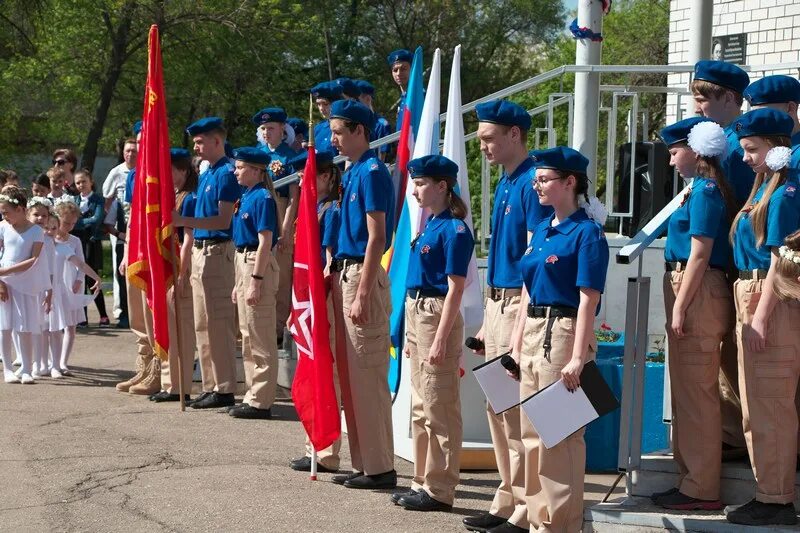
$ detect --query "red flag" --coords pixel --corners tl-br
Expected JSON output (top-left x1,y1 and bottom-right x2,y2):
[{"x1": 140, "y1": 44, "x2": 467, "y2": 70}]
[
  {"x1": 127, "y1": 25, "x2": 176, "y2": 361},
  {"x1": 289, "y1": 146, "x2": 341, "y2": 451}
]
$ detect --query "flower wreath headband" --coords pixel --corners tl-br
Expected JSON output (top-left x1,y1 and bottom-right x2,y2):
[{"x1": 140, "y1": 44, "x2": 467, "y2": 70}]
[
  {"x1": 53, "y1": 196, "x2": 77, "y2": 207},
  {"x1": 779, "y1": 245, "x2": 800, "y2": 265},
  {"x1": 0, "y1": 194, "x2": 20, "y2": 205},
  {"x1": 27, "y1": 196, "x2": 53, "y2": 209}
]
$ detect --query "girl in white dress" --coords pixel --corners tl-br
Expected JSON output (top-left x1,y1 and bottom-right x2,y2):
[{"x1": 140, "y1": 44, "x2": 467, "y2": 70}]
[
  {"x1": 0, "y1": 187, "x2": 45, "y2": 384},
  {"x1": 52, "y1": 198, "x2": 101, "y2": 375},
  {"x1": 27, "y1": 197, "x2": 56, "y2": 377}
]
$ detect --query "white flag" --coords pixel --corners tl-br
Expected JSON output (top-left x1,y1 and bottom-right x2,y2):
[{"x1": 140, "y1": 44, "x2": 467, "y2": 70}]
[{"x1": 443, "y1": 45, "x2": 483, "y2": 328}]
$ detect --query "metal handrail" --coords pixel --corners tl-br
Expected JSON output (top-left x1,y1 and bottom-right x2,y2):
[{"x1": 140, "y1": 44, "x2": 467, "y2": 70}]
[{"x1": 274, "y1": 61, "x2": 800, "y2": 191}]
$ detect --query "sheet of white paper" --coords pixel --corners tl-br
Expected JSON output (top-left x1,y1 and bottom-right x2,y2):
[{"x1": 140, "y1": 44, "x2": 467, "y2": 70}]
[
  {"x1": 473, "y1": 357, "x2": 521, "y2": 414},
  {"x1": 521, "y1": 379, "x2": 597, "y2": 449}
]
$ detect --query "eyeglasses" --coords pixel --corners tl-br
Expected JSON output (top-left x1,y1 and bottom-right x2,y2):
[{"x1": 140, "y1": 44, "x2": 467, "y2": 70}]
[
  {"x1": 53, "y1": 159, "x2": 67, "y2": 166},
  {"x1": 533, "y1": 175, "x2": 565, "y2": 186}
]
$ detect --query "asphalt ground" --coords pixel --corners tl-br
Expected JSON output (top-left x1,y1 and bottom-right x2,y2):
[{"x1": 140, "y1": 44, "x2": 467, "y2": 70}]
[{"x1": 0, "y1": 297, "x2": 622, "y2": 532}]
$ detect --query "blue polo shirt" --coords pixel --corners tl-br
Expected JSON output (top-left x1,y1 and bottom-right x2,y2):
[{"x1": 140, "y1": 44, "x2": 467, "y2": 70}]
[
  {"x1": 177, "y1": 192, "x2": 196, "y2": 243},
  {"x1": 723, "y1": 124, "x2": 756, "y2": 204},
  {"x1": 373, "y1": 115, "x2": 393, "y2": 154},
  {"x1": 233, "y1": 182, "x2": 278, "y2": 249},
  {"x1": 664, "y1": 177, "x2": 731, "y2": 268},
  {"x1": 124, "y1": 168, "x2": 136, "y2": 204},
  {"x1": 319, "y1": 200, "x2": 340, "y2": 266},
  {"x1": 193, "y1": 157, "x2": 240, "y2": 241},
  {"x1": 314, "y1": 120, "x2": 337, "y2": 155},
  {"x1": 486, "y1": 157, "x2": 553, "y2": 288},
  {"x1": 336, "y1": 150, "x2": 395, "y2": 258},
  {"x1": 406, "y1": 211, "x2": 475, "y2": 295},
  {"x1": 520, "y1": 209, "x2": 609, "y2": 312},
  {"x1": 263, "y1": 142, "x2": 299, "y2": 198},
  {"x1": 733, "y1": 176, "x2": 800, "y2": 271}
]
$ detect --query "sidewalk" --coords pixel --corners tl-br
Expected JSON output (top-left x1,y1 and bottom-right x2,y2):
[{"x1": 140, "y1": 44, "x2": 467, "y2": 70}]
[{"x1": 0, "y1": 301, "x2": 623, "y2": 532}]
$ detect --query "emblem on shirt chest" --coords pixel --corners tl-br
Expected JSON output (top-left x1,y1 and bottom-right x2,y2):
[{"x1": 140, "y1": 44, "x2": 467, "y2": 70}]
[
  {"x1": 786, "y1": 185, "x2": 796, "y2": 197},
  {"x1": 421, "y1": 244, "x2": 431, "y2": 254},
  {"x1": 504, "y1": 205, "x2": 511, "y2": 216},
  {"x1": 205, "y1": 185, "x2": 211, "y2": 193},
  {"x1": 524, "y1": 246, "x2": 532, "y2": 255},
  {"x1": 545, "y1": 255, "x2": 559, "y2": 264},
  {"x1": 270, "y1": 160, "x2": 285, "y2": 178},
  {"x1": 350, "y1": 192, "x2": 357, "y2": 202},
  {"x1": 242, "y1": 212, "x2": 250, "y2": 219},
  {"x1": 456, "y1": 224, "x2": 465, "y2": 233}
]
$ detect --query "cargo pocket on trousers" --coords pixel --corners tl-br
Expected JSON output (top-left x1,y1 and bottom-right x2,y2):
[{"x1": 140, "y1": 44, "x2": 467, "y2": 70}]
[
  {"x1": 423, "y1": 370, "x2": 457, "y2": 403},
  {"x1": 754, "y1": 357, "x2": 795, "y2": 399},
  {"x1": 674, "y1": 337, "x2": 718, "y2": 383},
  {"x1": 354, "y1": 324, "x2": 389, "y2": 369}
]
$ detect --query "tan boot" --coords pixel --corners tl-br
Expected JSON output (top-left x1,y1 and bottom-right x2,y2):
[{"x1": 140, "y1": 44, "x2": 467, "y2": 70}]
[
  {"x1": 116, "y1": 352, "x2": 149, "y2": 392},
  {"x1": 129, "y1": 357, "x2": 161, "y2": 396}
]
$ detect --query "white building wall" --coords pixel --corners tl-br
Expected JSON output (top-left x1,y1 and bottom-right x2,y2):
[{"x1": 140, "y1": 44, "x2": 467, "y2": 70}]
[{"x1": 667, "y1": 0, "x2": 800, "y2": 122}]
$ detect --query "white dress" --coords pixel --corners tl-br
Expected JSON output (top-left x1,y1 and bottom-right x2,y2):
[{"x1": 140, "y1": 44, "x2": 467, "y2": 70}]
[
  {"x1": 54, "y1": 234, "x2": 89, "y2": 327},
  {"x1": 0, "y1": 222, "x2": 46, "y2": 333},
  {"x1": 49, "y1": 241, "x2": 76, "y2": 331}
]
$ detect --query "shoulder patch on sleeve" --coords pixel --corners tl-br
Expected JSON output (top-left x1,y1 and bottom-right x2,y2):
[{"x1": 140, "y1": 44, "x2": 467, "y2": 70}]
[{"x1": 785, "y1": 184, "x2": 797, "y2": 198}]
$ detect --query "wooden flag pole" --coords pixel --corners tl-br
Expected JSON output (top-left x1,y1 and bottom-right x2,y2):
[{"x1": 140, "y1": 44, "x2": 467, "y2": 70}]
[
  {"x1": 307, "y1": 93, "x2": 319, "y2": 481},
  {"x1": 169, "y1": 231, "x2": 187, "y2": 412}
]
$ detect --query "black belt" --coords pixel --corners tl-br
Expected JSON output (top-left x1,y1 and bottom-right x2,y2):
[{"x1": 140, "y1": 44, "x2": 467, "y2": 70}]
[
  {"x1": 665, "y1": 261, "x2": 725, "y2": 272},
  {"x1": 331, "y1": 257, "x2": 364, "y2": 273},
  {"x1": 738, "y1": 269, "x2": 768, "y2": 280},
  {"x1": 487, "y1": 286, "x2": 523, "y2": 301},
  {"x1": 527, "y1": 305, "x2": 578, "y2": 319},
  {"x1": 407, "y1": 289, "x2": 445, "y2": 299},
  {"x1": 235, "y1": 245, "x2": 257, "y2": 253},
  {"x1": 527, "y1": 305, "x2": 578, "y2": 363},
  {"x1": 193, "y1": 238, "x2": 230, "y2": 249}
]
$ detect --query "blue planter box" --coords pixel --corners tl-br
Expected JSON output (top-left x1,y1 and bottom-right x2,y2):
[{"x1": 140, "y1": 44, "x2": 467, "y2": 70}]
[
  {"x1": 597, "y1": 333, "x2": 625, "y2": 360},
  {"x1": 585, "y1": 356, "x2": 669, "y2": 472}
]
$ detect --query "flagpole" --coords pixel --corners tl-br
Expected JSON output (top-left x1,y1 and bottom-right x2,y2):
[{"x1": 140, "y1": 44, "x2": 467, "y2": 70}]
[
  {"x1": 307, "y1": 93, "x2": 319, "y2": 481},
  {"x1": 169, "y1": 234, "x2": 186, "y2": 412}
]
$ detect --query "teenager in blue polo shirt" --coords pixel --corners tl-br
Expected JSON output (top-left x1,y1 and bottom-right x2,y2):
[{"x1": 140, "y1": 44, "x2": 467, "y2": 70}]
[
  {"x1": 744, "y1": 75, "x2": 800, "y2": 146},
  {"x1": 252, "y1": 106, "x2": 299, "y2": 344},
  {"x1": 150, "y1": 148, "x2": 199, "y2": 403},
  {"x1": 172, "y1": 117, "x2": 240, "y2": 410},
  {"x1": 387, "y1": 49, "x2": 412, "y2": 130},
  {"x1": 463, "y1": 99, "x2": 551, "y2": 533},
  {"x1": 327, "y1": 99, "x2": 397, "y2": 490},
  {"x1": 286, "y1": 148, "x2": 345, "y2": 474},
  {"x1": 651, "y1": 118, "x2": 736, "y2": 511},
  {"x1": 508, "y1": 146, "x2": 609, "y2": 533},
  {"x1": 356, "y1": 79, "x2": 394, "y2": 162},
  {"x1": 228, "y1": 146, "x2": 280, "y2": 420},
  {"x1": 310, "y1": 81, "x2": 343, "y2": 155},
  {"x1": 287, "y1": 117, "x2": 308, "y2": 151},
  {"x1": 691, "y1": 59, "x2": 751, "y2": 459},
  {"x1": 390, "y1": 155, "x2": 473, "y2": 513},
  {"x1": 692, "y1": 60, "x2": 753, "y2": 205},
  {"x1": 725, "y1": 109, "x2": 800, "y2": 526}
]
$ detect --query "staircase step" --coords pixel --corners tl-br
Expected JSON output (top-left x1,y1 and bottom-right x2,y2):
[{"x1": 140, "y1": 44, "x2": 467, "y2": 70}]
[
  {"x1": 585, "y1": 496, "x2": 800, "y2": 532},
  {"x1": 631, "y1": 453, "x2": 800, "y2": 506}
]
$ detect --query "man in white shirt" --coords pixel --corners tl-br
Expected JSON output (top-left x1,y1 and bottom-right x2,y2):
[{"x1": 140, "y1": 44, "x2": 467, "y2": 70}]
[{"x1": 102, "y1": 138, "x2": 137, "y2": 323}]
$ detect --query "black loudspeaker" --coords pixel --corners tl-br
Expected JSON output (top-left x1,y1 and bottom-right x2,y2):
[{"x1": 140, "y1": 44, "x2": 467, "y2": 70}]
[{"x1": 613, "y1": 141, "x2": 674, "y2": 236}]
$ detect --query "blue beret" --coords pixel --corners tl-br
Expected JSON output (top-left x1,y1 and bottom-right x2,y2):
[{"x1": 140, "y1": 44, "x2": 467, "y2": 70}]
[
  {"x1": 310, "y1": 81, "x2": 343, "y2": 101},
  {"x1": 336, "y1": 77, "x2": 362, "y2": 98},
  {"x1": 475, "y1": 100, "x2": 532, "y2": 131},
  {"x1": 387, "y1": 49, "x2": 413, "y2": 65},
  {"x1": 186, "y1": 117, "x2": 225, "y2": 136},
  {"x1": 169, "y1": 148, "x2": 191, "y2": 161},
  {"x1": 408, "y1": 154, "x2": 459, "y2": 181},
  {"x1": 531, "y1": 146, "x2": 589, "y2": 175},
  {"x1": 744, "y1": 75, "x2": 800, "y2": 105},
  {"x1": 132, "y1": 120, "x2": 143, "y2": 135},
  {"x1": 288, "y1": 149, "x2": 336, "y2": 172},
  {"x1": 354, "y1": 79, "x2": 375, "y2": 96},
  {"x1": 660, "y1": 117, "x2": 714, "y2": 146},
  {"x1": 286, "y1": 117, "x2": 308, "y2": 137},
  {"x1": 330, "y1": 100, "x2": 374, "y2": 128},
  {"x1": 693, "y1": 60, "x2": 750, "y2": 94},
  {"x1": 251, "y1": 107, "x2": 287, "y2": 125},
  {"x1": 732, "y1": 108, "x2": 794, "y2": 139},
  {"x1": 232, "y1": 146, "x2": 271, "y2": 166}
]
